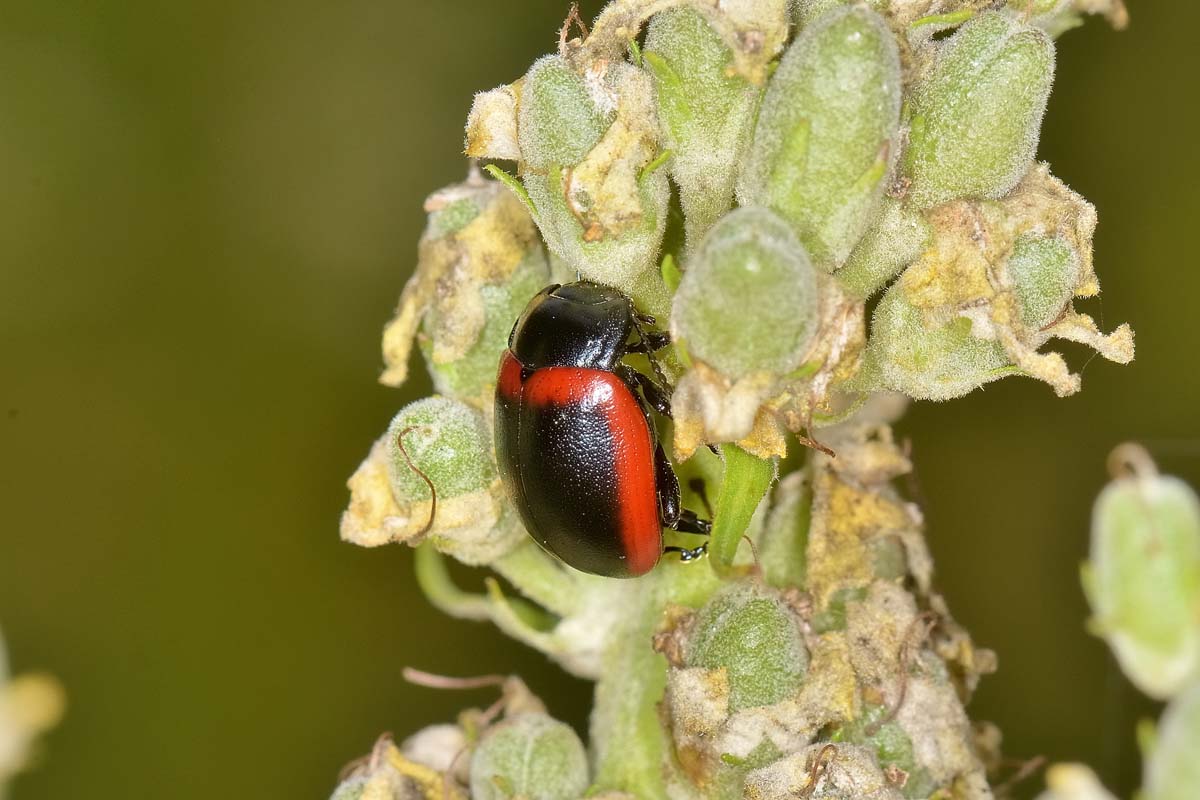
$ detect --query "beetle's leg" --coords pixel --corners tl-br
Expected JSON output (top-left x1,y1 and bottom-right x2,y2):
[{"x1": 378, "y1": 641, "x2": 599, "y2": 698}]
[
  {"x1": 654, "y1": 443, "x2": 681, "y2": 528},
  {"x1": 626, "y1": 329, "x2": 671, "y2": 353},
  {"x1": 616, "y1": 365, "x2": 672, "y2": 418},
  {"x1": 674, "y1": 508, "x2": 712, "y2": 536},
  {"x1": 664, "y1": 543, "x2": 708, "y2": 563}
]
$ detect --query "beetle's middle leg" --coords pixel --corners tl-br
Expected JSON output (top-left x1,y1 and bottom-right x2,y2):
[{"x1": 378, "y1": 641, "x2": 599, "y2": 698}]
[
  {"x1": 673, "y1": 509, "x2": 712, "y2": 536},
  {"x1": 653, "y1": 443, "x2": 681, "y2": 528},
  {"x1": 617, "y1": 365, "x2": 672, "y2": 418}
]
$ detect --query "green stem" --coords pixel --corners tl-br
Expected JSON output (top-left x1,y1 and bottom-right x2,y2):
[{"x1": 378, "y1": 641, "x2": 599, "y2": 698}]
[
  {"x1": 590, "y1": 563, "x2": 719, "y2": 798},
  {"x1": 492, "y1": 541, "x2": 581, "y2": 617}
]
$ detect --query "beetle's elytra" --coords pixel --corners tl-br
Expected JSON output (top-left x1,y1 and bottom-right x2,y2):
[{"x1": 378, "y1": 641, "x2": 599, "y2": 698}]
[{"x1": 494, "y1": 282, "x2": 711, "y2": 578}]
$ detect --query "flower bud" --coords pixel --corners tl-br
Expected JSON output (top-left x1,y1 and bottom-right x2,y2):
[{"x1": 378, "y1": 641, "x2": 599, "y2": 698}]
[
  {"x1": 1083, "y1": 446, "x2": 1200, "y2": 699},
  {"x1": 1004, "y1": 234, "x2": 1078, "y2": 330},
  {"x1": 644, "y1": 7, "x2": 762, "y2": 246},
  {"x1": 745, "y1": 743, "x2": 906, "y2": 800},
  {"x1": 465, "y1": 83, "x2": 521, "y2": 161},
  {"x1": 855, "y1": 166, "x2": 1133, "y2": 400},
  {"x1": 1143, "y1": 682, "x2": 1200, "y2": 800},
  {"x1": 380, "y1": 173, "x2": 549, "y2": 404},
  {"x1": 469, "y1": 713, "x2": 589, "y2": 800},
  {"x1": 1036, "y1": 764, "x2": 1119, "y2": 800},
  {"x1": 905, "y1": 12, "x2": 1055, "y2": 209},
  {"x1": 835, "y1": 198, "x2": 933, "y2": 300},
  {"x1": 738, "y1": 6, "x2": 902, "y2": 270},
  {"x1": 519, "y1": 61, "x2": 670, "y2": 310},
  {"x1": 341, "y1": 397, "x2": 521, "y2": 566},
  {"x1": 518, "y1": 55, "x2": 613, "y2": 171},
  {"x1": 673, "y1": 207, "x2": 819, "y2": 380},
  {"x1": 685, "y1": 582, "x2": 808, "y2": 711}
]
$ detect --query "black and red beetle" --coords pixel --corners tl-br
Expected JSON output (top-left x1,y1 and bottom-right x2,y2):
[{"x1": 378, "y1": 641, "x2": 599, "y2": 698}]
[{"x1": 495, "y1": 281, "x2": 711, "y2": 578}]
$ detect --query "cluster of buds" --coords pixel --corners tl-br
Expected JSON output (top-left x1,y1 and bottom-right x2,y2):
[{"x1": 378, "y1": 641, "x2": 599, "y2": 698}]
[{"x1": 336, "y1": 1, "x2": 1140, "y2": 798}]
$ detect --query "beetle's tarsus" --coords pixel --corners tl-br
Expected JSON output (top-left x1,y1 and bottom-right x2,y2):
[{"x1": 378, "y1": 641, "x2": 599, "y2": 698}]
[
  {"x1": 673, "y1": 508, "x2": 712, "y2": 537},
  {"x1": 664, "y1": 543, "x2": 708, "y2": 563}
]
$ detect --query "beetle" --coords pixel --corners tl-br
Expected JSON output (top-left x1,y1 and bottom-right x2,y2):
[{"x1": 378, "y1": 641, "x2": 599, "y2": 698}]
[{"x1": 494, "y1": 281, "x2": 711, "y2": 578}]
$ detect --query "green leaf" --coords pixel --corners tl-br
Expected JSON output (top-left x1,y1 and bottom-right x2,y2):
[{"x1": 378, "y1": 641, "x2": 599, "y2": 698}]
[{"x1": 710, "y1": 445, "x2": 777, "y2": 573}]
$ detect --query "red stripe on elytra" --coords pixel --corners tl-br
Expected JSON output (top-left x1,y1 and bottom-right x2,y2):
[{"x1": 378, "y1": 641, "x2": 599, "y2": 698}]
[
  {"x1": 498, "y1": 350, "x2": 524, "y2": 400},
  {"x1": 524, "y1": 368, "x2": 661, "y2": 576}
]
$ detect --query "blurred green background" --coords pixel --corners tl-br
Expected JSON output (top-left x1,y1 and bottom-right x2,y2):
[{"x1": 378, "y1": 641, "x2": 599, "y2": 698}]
[{"x1": 1, "y1": 1, "x2": 1196, "y2": 797}]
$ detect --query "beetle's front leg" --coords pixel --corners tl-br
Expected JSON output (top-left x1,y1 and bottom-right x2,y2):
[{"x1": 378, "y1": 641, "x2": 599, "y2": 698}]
[{"x1": 626, "y1": 329, "x2": 671, "y2": 354}]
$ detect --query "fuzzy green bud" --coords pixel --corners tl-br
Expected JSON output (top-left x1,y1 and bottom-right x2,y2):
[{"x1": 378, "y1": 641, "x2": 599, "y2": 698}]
[
  {"x1": 905, "y1": 12, "x2": 1056, "y2": 209},
  {"x1": 672, "y1": 206, "x2": 819, "y2": 379},
  {"x1": 1144, "y1": 682, "x2": 1200, "y2": 800},
  {"x1": 339, "y1": 396, "x2": 521, "y2": 564},
  {"x1": 1005, "y1": 234, "x2": 1079, "y2": 330},
  {"x1": 1083, "y1": 447, "x2": 1200, "y2": 700},
  {"x1": 686, "y1": 582, "x2": 808, "y2": 711},
  {"x1": 469, "y1": 713, "x2": 589, "y2": 800},
  {"x1": 855, "y1": 286, "x2": 1013, "y2": 401},
  {"x1": 644, "y1": 7, "x2": 761, "y2": 247},
  {"x1": 738, "y1": 6, "x2": 902, "y2": 269},
  {"x1": 419, "y1": 249, "x2": 548, "y2": 401},
  {"x1": 519, "y1": 55, "x2": 613, "y2": 171},
  {"x1": 519, "y1": 61, "x2": 670, "y2": 313},
  {"x1": 385, "y1": 398, "x2": 495, "y2": 506},
  {"x1": 835, "y1": 197, "x2": 933, "y2": 299},
  {"x1": 381, "y1": 174, "x2": 548, "y2": 402}
]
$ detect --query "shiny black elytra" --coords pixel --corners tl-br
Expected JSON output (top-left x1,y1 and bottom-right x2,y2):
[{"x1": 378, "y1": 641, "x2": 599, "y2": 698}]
[{"x1": 494, "y1": 282, "x2": 710, "y2": 578}]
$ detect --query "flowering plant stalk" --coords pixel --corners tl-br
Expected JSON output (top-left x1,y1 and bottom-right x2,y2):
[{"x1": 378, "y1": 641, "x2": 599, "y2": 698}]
[{"x1": 331, "y1": 2, "x2": 1199, "y2": 799}]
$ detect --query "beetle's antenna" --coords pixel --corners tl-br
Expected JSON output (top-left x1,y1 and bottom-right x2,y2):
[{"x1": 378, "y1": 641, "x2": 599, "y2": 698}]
[{"x1": 396, "y1": 426, "x2": 437, "y2": 537}]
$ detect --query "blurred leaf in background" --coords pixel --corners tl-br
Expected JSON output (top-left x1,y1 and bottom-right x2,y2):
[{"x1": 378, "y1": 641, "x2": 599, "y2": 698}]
[{"x1": 0, "y1": 1, "x2": 1196, "y2": 798}]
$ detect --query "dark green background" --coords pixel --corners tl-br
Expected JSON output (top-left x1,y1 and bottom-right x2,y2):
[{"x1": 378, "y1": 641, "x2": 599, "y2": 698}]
[{"x1": 1, "y1": 2, "x2": 1195, "y2": 797}]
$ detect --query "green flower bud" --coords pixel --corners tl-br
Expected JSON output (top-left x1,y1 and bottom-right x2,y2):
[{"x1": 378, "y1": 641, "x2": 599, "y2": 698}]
[
  {"x1": 905, "y1": 12, "x2": 1056, "y2": 209},
  {"x1": 1005, "y1": 234, "x2": 1079, "y2": 330},
  {"x1": 381, "y1": 173, "x2": 548, "y2": 402},
  {"x1": 856, "y1": 286, "x2": 1013, "y2": 401},
  {"x1": 644, "y1": 7, "x2": 762, "y2": 246},
  {"x1": 853, "y1": 166, "x2": 1133, "y2": 400},
  {"x1": 672, "y1": 206, "x2": 819, "y2": 379},
  {"x1": 790, "y1": 0, "x2": 847, "y2": 30},
  {"x1": 686, "y1": 582, "x2": 808, "y2": 711},
  {"x1": 469, "y1": 713, "x2": 588, "y2": 800},
  {"x1": 518, "y1": 62, "x2": 670, "y2": 312},
  {"x1": 1144, "y1": 682, "x2": 1200, "y2": 800},
  {"x1": 738, "y1": 6, "x2": 902, "y2": 269},
  {"x1": 341, "y1": 397, "x2": 519, "y2": 565},
  {"x1": 418, "y1": 249, "x2": 548, "y2": 401},
  {"x1": 518, "y1": 55, "x2": 613, "y2": 171},
  {"x1": 835, "y1": 197, "x2": 933, "y2": 300},
  {"x1": 837, "y1": 705, "x2": 938, "y2": 800},
  {"x1": 1083, "y1": 447, "x2": 1200, "y2": 699}
]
